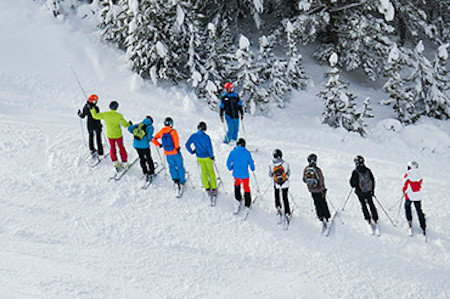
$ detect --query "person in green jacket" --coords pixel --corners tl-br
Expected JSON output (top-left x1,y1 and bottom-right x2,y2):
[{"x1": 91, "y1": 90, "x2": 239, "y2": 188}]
[{"x1": 91, "y1": 100, "x2": 131, "y2": 170}]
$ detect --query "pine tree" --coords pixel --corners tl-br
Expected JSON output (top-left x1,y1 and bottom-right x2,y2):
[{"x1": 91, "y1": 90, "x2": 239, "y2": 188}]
[
  {"x1": 99, "y1": 0, "x2": 130, "y2": 48},
  {"x1": 268, "y1": 59, "x2": 290, "y2": 108},
  {"x1": 383, "y1": 44, "x2": 416, "y2": 123},
  {"x1": 404, "y1": 41, "x2": 448, "y2": 120},
  {"x1": 285, "y1": 21, "x2": 309, "y2": 90},
  {"x1": 216, "y1": 18, "x2": 238, "y2": 83},
  {"x1": 235, "y1": 35, "x2": 268, "y2": 113},
  {"x1": 318, "y1": 53, "x2": 366, "y2": 136},
  {"x1": 432, "y1": 43, "x2": 450, "y2": 118}
]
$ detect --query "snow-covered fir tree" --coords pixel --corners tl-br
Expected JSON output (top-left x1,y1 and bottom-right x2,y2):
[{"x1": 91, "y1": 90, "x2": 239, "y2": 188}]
[
  {"x1": 404, "y1": 41, "x2": 448, "y2": 120},
  {"x1": 99, "y1": 0, "x2": 130, "y2": 48},
  {"x1": 235, "y1": 35, "x2": 268, "y2": 113},
  {"x1": 215, "y1": 18, "x2": 238, "y2": 84},
  {"x1": 318, "y1": 53, "x2": 366, "y2": 136},
  {"x1": 257, "y1": 35, "x2": 276, "y2": 81},
  {"x1": 268, "y1": 59, "x2": 290, "y2": 108},
  {"x1": 285, "y1": 21, "x2": 309, "y2": 90},
  {"x1": 431, "y1": 43, "x2": 450, "y2": 118},
  {"x1": 383, "y1": 43, "x2": 416, "y2": 124}
]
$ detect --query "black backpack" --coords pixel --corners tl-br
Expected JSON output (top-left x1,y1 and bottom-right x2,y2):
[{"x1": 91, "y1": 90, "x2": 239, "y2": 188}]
[{"x1": 357, "y1": 170, "x2": 373, "y2": 193}]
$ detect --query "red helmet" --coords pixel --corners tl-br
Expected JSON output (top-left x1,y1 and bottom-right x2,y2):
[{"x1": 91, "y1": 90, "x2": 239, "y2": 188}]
[
  {"x1": 88, "y1": 94, "x2": 98, "y2": 103},
  {"x1": 224, "y1": 82, "x2": 233, "y2": 92}
]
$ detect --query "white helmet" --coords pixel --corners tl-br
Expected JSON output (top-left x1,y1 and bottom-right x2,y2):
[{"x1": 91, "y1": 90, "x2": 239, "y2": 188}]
[{"x1": 407, "y1": 161, "x2": 419, "y2": 169}]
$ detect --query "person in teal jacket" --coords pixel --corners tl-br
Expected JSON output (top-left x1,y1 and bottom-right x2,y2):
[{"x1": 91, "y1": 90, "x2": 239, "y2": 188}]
[
  {"x1": 91, "y1": 100, "x2": 131, "y2": 170},
  {"x1": 185, "y1": 121, "x2": 217, "y2": 196},
  {"x1": 128, "y1": 116, "x2": 155, "y2": 179},
  {"x1": 226, "y1": 138, "x2": 255, "y2": 211}
]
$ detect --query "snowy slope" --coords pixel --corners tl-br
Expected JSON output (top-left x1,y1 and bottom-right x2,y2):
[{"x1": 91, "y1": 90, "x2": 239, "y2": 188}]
[{"x1": 0, "y1": 0, "x2": 449, "y2": 297}]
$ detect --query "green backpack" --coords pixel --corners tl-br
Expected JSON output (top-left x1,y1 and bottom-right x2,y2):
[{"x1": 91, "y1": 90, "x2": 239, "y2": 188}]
[{"x1": 133, "y1": 123, "x2": 147, "y2": 140}]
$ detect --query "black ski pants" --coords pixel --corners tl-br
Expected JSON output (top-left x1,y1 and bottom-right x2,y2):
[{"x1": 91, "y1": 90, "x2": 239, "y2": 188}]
[
  {"x1": 311, "y1": 192, "x2": 331, "y2": 221},
  {"x1": 275, "y1": 187, "x2": 291, "y2": 216},
  {"x1": 405, "y1": 200, "x2": 426, "y2": 230},
  {"x1": 88, "y1": 129, "x2": 103, "y2": 155},
  {"x1": 136, "y1": 148, "x2": 155, "y2": 175},
  {"x1": 357, "y1": 192, "x2": 378, "y2": 223},
  {"x1": 235, "y1": 185, "x2": 251, "y2": 207}
]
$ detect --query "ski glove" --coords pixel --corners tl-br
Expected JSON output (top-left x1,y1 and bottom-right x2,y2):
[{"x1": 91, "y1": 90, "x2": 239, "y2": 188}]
[
  {"x1": 192, "y1": 149, "x2": 196, "y2": 154},
  {"x1": 129, "y1": 120, "x2": 133, "y2": 125},
  {"x1": 176, "y1": 147, "x2": 181, "y2": 153},
  {"x1": 220, "y1": 116, "x2": 224, "y2": 123},
  {"x1": 77, "y1": 109, "x2": 83, "y2": 117}
]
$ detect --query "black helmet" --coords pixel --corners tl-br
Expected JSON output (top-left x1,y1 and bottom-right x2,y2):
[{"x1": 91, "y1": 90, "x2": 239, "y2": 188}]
[
  {"x1": 236, "y1": 138, "x2": 246, "y2": 147},
  {"x1": 307, "y1": 153, "x2": 317, "y2": 164},
  {"x1": 354, "y1": 155, "x2": 364, "y2": 166},
  {"x1": 164, "y1": 117, "x2": 174, "y2": 127},
  {"x1": 197, "y1": 121, "x2": 207, "y2": 131},
  {"x1": 407, "y1": 161, "x2": 418, "y2": 170},
  {"x1": 273, "y1": 149, "x2": 282, "y2": 159},
  {"x1": 146, "y1": 115, "x2": 153, "y2": 124},
  {"x1": 109, "y1": 101, "x2": 119, "y2": 110}
]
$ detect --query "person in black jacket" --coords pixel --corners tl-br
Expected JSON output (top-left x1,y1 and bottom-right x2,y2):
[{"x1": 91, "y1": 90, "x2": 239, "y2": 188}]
[
  {"x1": 219, "y1": 82, "x2": 244, "y2": 144},
  {"x1": 350, "y1": 155, "x2": 378, "y2": 225},
  {"x1": 78, "y1": 94, "x2": 103, "y2": 157}
]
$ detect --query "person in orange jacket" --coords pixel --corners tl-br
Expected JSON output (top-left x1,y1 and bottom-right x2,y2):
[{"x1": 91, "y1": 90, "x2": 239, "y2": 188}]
[{"x1": 152, "y1": 117, "x2": 186, "y2": 194}]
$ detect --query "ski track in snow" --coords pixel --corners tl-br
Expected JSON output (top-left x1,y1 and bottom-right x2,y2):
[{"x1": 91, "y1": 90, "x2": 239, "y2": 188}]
[{"x1": 0, "y1": 0, "x2": 449, "y2": 297}]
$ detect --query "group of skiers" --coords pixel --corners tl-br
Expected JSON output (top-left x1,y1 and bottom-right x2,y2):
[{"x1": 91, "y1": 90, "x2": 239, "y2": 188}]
[{"x1": 78, "y1": 82, "x2": 427, "y2": 235}]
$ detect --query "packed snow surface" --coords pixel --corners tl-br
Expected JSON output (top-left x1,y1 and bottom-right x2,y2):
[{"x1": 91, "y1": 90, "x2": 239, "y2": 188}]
[{"x1": 0, "y1": 0, "x2": 449, "y2": 297}]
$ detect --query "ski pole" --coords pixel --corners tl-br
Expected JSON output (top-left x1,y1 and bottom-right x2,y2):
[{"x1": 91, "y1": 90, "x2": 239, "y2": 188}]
[
  {"x1": 240, "y1": 119, "x2": 248, "y2": 140},
  {"x1": 340, "y1": 188, "x2": 354, "y2": 211},
  {"x1": 327, "y1": 197, "x2": 345, "y2": 225},
  {"x1": 388, "y1": 195, "x2": 403, "y2": 211},
  {"x1": 68, "y1": 62, "x2": 88, "y2": 98},
  {"x1": 213, "y1": 161, "x2": 226, "y2": 192},
  {"x1": 251, "y1": 171, "x2": 262, "y2": 203},
  {"x1": 155, "y1": 144, "x2": 168, "y2": 178},
  {"x1": 397, "y1": 195, "x2": 404, "y2": 218},
  {"x1": 373, "y1": 195, "x2": 397, "y2": 228},
  {"x1": 69, "y1": 62, "x2": 89, "y2": 147}
]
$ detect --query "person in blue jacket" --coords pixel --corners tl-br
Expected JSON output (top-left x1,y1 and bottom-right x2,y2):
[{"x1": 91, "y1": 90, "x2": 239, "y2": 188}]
[
  {"x1": 185, "y1": 122, "x2": 218, "y2": 196},
  {"x1": 220, "y1": 82, "x2": 244, "y2": 144},
  {"x1": 226, "y1": 138, "x2": 255, "y2": 212},
  {"x1": 128, "y1": 116, "x2": 155, "y2": 180}
]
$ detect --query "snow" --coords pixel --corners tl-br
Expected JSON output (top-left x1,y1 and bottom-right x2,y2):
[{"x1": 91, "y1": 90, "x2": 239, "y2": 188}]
[
  {"x1": 128, "y1": 0, "x2": 139, "y2": 15},
  {"x1": 176, "y1": 4, "x2": 185, "y2": 27},
  {"x1": 156, "y1": 41, "x2": 168, "y2": 58},
  {"x1": 0, "y1": 0, "x2": 449, "y2": 297},
  {"x1": 239, "y1": 34, "x2": 250, "y2": 50},
  {"x1": 415, "y1": 40, "x2": 425, "y2": 54},
  {"x1": 378, "y1": 0, "x2": 395, "y2": 22},
  {"x1": 388, "y1": 43, "x2": 399, "y2": 64},
  {"x1": 438, "y1": 43, "x2": 448, "y2": 60},
  {"x1": 329, "y1": 52, "x2": 338, "y2": 67}
]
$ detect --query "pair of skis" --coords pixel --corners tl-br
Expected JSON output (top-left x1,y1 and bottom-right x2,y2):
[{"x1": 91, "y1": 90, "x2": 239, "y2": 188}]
[
  {"x1": 207, "y1": 190, "x2": 218, "y2": 207},
  {"x1": 86, "y1": 152, "x2": 110, "y2": 168},
  {"x1": 174, "y1": 173, "x2": 190, "y2": 198},
  {"x1": 277, "y1": 212, "x2": 291, "y2": 231},
  {"x1": 141, "y1": 167, "x2": 164, "y2": 190},
  {"x1": 234, "y1": 201, "x2": 250, "y2": 220},
  {"x1": 110, "y1": 158, "x2": 139, "y2": 181}
]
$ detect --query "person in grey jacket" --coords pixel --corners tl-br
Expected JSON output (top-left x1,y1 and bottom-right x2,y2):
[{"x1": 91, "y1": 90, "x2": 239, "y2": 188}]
[
  {"x1": 303, "y1": 153, "x2": 331, "y2": 225},
  {"x1": 268, "y1": 149, "x2": 291, "y2": 220}
]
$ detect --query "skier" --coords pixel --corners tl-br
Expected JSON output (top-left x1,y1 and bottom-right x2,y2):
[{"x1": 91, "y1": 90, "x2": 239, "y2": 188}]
[
  {"x1": 269, "y1": 149, "x2": 291, "y2": 223},
  {"x1": 219, "y1": 82, "x2": 244, "y2": 144},
  {"x1": 152, "y1": 117, "x2": 186, "y2": 196},
  {"x1": 185, "y1": 121, "x2": 217, "y2": 198},
  {"x1": 350, "y1": 155, "x2": 379, "y2": 230},
  {"x1": 77, "y1": 94, "x2": 103, "y2": 158},
  {"x1": 90, "y1": 100, "x2": 131, "y2": 171},
  {"x1": 226, "y1": 138, "x2": 255, "y2": 215},
  {"x1": 403, "y1": 161, "x2": 427, "y2": 235},
  {"x1": 303, "y1": 154, "x2": 331, "y2": 228},
  {"x1": 128, "y1": 116, "x2": 155, "y2": 181}
]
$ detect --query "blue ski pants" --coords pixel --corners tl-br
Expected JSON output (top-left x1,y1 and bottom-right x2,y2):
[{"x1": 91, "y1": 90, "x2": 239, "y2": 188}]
[
  {"x1": 225, "y1": 115, "x2": 239, "y2": 143},
  {"x1": 166, "y1": 152, "x2": 186, "y2": 183}
]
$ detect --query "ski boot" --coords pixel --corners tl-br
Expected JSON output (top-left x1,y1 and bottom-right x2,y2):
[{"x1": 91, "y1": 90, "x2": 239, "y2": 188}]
[{"x1": 114, "y1": 162, "x2": 121, "y2": 172}]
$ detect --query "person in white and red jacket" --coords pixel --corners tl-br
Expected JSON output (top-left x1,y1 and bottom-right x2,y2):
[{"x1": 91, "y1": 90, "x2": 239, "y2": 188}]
[{"x1": 403, "y1": 161, "x2": 426, "y2": 234}]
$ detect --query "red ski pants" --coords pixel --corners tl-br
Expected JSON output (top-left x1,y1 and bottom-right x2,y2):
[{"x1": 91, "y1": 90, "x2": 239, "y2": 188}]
[
  {"x1": 234, "y1": 178, "x2": 250, "y2": 193},
  {"x1": 108, "y1": 137, "x2": 127, "y2": 163}
]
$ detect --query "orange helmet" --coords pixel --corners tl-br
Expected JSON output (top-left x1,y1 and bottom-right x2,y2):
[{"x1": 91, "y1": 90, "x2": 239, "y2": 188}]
[
  {"x1": 224, "y1": 82, "x2": 233, "y2": 93},
  {"x1": 88, "y1": 94, "x2": 98, "y2": 103}
]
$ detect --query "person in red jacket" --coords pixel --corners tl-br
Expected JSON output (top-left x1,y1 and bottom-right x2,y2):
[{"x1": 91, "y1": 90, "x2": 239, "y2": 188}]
[{"x1": 403, "y1": 161, "x2": 426, "y2": 235}]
